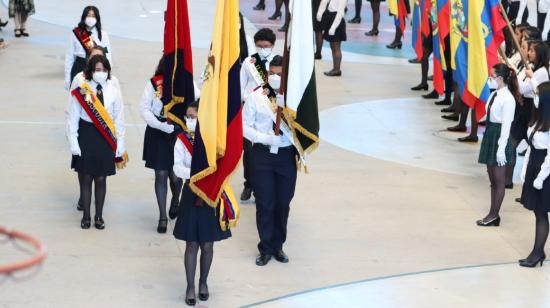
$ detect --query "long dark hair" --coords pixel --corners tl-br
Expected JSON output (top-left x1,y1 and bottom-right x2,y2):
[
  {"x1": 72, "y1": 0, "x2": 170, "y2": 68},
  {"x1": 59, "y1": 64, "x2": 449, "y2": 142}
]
[
  {"x1": 530, "y1": 41, "x2": 550, "y2": 71},
  {"x1": 530, "y1": 82, "x2": 550, "y2": 132},
  {"x1": 503, "y1": 27, "x2": 516, "y2": 58},
  {"x1": 154, "y1": 56, "x2": 164, "y2": 76},
  {"x1": 84, "y1": 55, "x2": 111, "y2": 81},
  {"x1": 78, "y1": 6, "x2": 102, "y2": 41},
  {"x1": 493, "y1": 63, "x2": 522, "y2": 105},
  {"x1": 239, "y1": 12, "x2": 249, "y2": 63}
]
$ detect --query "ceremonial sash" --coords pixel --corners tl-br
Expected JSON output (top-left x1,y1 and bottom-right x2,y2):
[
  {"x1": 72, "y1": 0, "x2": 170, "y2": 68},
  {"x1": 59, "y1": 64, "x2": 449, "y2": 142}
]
[
  {"x1": 250, "y1": 87, "x2": 307, "y2": 167},
  {"x1": 71, "y1": 83, "x2": 117, "y2": 152},
  {"x1": 245, "y1": 54, "x2": 268, "y2": 88},
  {"x1": 150, "y1": 75, "x2": 164, "y2": 99},
  {"x1": 73, "y1": 27, "x2": 97, "y2": 54},
  {"x1": 177, "y1": 133, "x2": 239, "y2": 231}
]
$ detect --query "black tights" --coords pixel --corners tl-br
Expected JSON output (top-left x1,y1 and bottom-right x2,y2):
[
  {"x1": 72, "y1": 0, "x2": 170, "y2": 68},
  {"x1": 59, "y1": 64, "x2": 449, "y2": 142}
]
[
  {"x1": 329, "y1": 41, "x2": 342, "y2": 72},
  {"x1": 184, "y1": 242, "x2": 214, "y2": 299},
  {"x1": 505, "y1": 138, "x2": 520, "y2": 186},
  {"x1": 391, "y1": 25, "x2": 403, "y2": 45},
  {"x1": 485, "y1": 165, "x2": 506, "y2": 220},
  {"x1": 154, "y1": 170, "x2": 183, "y2": 219},
  {"x1": 420, "y1": 45, "x2": 433, "y2": 85},
  {"x1": 370, "y1": 1, "x2": 381, "y2": 32},
  {"x1": 353, "y1": 0, "x2": 362, "y2": 19},
  {"x1": 79, "y1": 172, "x2": 106, "y2": 219},
  {"x1": 315, "y1": 31, "x2": 323, "y2": 56},
  {"x1": 525, "y1": 210, "x2": 549, "y2": 262}
]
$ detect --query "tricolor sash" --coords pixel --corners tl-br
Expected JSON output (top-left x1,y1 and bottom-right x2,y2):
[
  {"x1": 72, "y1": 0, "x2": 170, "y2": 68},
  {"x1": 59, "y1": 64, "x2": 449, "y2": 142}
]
[
  {"x1": 245, "y1": 53, "x2": 269, "y2": 88},
  {"x1": 72, "y1": 83, "x2": 117, "y2": 153},
  {"x1": 177, "y1": 132, "x2": 240, "y2": 231},
  {"x1": 73, "y1": 27, "x2": 97, "y2": 54}
]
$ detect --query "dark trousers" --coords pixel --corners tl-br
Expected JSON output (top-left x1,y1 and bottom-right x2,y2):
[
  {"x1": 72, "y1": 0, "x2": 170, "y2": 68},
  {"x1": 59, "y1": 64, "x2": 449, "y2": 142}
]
[
  {"x1": 443, "y1": 36, "x2": 453, "y2": 98},
  {"x1": 243, "y1": 138, "x2": 253, "y2": 189},
  {"x1": 250, "y1": 144, "x2": 297, "y2": 255}
]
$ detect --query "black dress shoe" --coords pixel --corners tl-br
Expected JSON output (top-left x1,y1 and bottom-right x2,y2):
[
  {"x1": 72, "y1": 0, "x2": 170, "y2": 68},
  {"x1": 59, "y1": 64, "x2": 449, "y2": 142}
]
[
  {"x1": 314, "y1": 53, "x2": 322, "y2": 60},
  {"x1": 240, "y1": 187, "x2": 252, "y2": 201},
  {"x1": 20, "y1": 29, "x2": 29, "y2": 37},
  {"x1": 199, "y1": 292, "x2": 209, "y2": 301},
  {"x1": 422, "y1": 90, "x2": 439, "y2": 99},
  {"x1": 253, "y1": 3, "x2": 266, "y2": 10},
  {"x1": 476, "y1": 216, "x2": 500, "y2": 227},
  {"x1": 515, "y1": 197, "x2": 522, "y2": 203},
  {"x1": 185, "y1": 298, "x2": 196, "y2": 306},
  {"x1": 324, "y1": 70, "x2": 342, "y2": 77},
  {"x1": 386, "y1": 41, "x2": 403, "y2": 49},
  {"x1": 81, "y1": 217, "x2": 91, "y2": 229},
  {"x1": 458, "y1": 135, "x2": 479, "y2": 143},
  {"x1": 169, "y1": 199, "x2": 179, "y2": 220},
  {"x1": 519, "y1": 253, "x2": 546, "y2": 265},
  {"x1": 364, "y1": 29, "x2": 379, "y2": 36},
  {"x1": 519, "y1": 256, "x2": 545, "y2": 267},
  {"x1": 157, "y1": 218, "x2": 168, "y2": 234},
  {"x1": 268, "y1": 12, "x2": 282, "y2": 20},
  {"x1": 349, "y1": 17, "x2": 361, "y2": 23},
  {"x1": 441, "y1": 107, "x2": 455, "y2": 113},
  {"x1": 435, "y1": 99, "x2": 451, "y2": 106},
  {"x1": 255, "y1": 254, "x2": 272, "y2": 266},
  {"x1": 411, "y1": 84, "x2": 428, "y2": 91},
  {"x1": 94, "y1": 217, "x2": 105, "y2": 230},
  {"x1": 274, "y1": 250, "x2": 289, "y2": 263},
  {"x1": 278, "y1": 24, "x2": 288, "y2": 32},
  {"x1": 447, "y1": 125, "x2": 467, "y2": 132},
  {"x1": 0, "y1": 20, "x2": 7, "y2": 27},
  {"x1": 505, "y1": 183, "x2": 514, "y2": 189},
  {"x1": 408, "y1": 58, "x2": 421, "y2": 64},
  {"x1": 442, "y1": 114, "x2": 459, "y2": 121}
]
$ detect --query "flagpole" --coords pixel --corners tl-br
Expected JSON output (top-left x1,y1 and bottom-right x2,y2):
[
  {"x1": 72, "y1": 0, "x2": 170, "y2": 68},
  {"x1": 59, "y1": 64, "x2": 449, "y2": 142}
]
[
  {"x1": 498, "y1": 2, "x2": 528, "y2": 68},
  {"x1": 276, "y1": 16, "x2": 292, "y2": 136}
]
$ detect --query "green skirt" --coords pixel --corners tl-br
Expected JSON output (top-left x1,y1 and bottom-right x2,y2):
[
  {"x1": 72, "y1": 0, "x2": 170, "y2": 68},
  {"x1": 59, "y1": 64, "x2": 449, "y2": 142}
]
[{"x1": 478, "y1": 122, "x2": 514, "y2": 166}]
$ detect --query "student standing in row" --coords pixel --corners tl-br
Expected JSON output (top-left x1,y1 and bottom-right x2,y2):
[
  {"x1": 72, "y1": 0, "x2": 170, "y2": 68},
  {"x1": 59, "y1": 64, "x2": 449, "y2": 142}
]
[
  {"x1": 9, "y1": 0, "x2": 34, "y2": 37},
  {"x1": 65, "y1": 6, "x2": 112, "y2": 91},
  {"x1": 317, "y1": 0, "x2": 347, "y2": 77},
  {"x1": 67, "y1": 55, "x2": 126, "y2": 230}
]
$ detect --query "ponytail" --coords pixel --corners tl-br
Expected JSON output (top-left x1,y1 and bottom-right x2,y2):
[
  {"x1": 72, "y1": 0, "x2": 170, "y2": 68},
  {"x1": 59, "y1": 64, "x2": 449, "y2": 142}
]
[{"x1": 493, "y1": 63, "x2": 523, "y2": 105}]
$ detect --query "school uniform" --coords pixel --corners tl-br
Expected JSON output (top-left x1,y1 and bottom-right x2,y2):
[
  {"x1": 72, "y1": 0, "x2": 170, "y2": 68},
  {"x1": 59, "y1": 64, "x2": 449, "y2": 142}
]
[
  {"x1": 478, "y1": 88, "x2": 516, "y2": 166},
  {"x1": 67, "y1": 78, "x2": 125, "y2": 176},
  {"x1": 318, "y1": 0, "x2": 347, "y2": 42},
  {"x1": 140, "y1": 79, "x2": 176, "y2": 171},
  {"x1": 172, "y1": 134, "x2": 231, "y2": 243},
  {"x1": 521, "y1": 127, "x2": 550, "y2": 212},
  {"x1": 65, "y1": 26, "x2": 112, "y2": 90},
  {"x1": 243, "y1": 87, "x2": 297, "y2": 256},
  {"x1": 514, "y1": 66, "x2": 549, "y2": 141}
]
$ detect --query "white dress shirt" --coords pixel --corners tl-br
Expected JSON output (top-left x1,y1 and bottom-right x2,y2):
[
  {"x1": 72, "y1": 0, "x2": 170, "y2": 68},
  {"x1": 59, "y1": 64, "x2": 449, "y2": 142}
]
[
  {"x1": 66, "y1": 78, "x2": 126, "y2": 157},
  {"x1": 519, "y1": 67, "x2": 549, "y2": 98},
  {"x1": 139, "y1": 81, "x2": 174, "y2": 134},
  {"x1": 522, "y1": 127, "x2": 550, "y2": 183},
  {"x1": 486, "y1": 87, "x2": 516, "y2": 148},
  {"x1": 242, "y1": 87, "x2": 292, "y2": 147},
  {"x1": 173, "y1": 138, "x2": 192, "y2": 180},
  {"x1": 65, "y1": 27, "x2": 112, "y2": 89},
  {"x1": 240, "y1": 53, "x2": 274, "y2": 102}
]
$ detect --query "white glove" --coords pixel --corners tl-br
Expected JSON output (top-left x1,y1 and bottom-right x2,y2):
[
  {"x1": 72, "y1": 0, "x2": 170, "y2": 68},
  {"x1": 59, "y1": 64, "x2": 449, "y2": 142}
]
[
  {"x1": 70, "y1": 143, "x2": 81, "y2": 156},
  {"x1": 496, "y1": 147, "x2": 507, "y2": 167},
  {"x1": 534, "y1": 178, "x2": 544, "y2": 190},
  {"x1": 328, "y1": 27, "x2": 336, "y2": 36},
  {"x1": 160, "y1": 123, "x2": 175, "y2": 134},
  {"x1": 317, "y1": 12, "x2": 323, "y2": 22}
]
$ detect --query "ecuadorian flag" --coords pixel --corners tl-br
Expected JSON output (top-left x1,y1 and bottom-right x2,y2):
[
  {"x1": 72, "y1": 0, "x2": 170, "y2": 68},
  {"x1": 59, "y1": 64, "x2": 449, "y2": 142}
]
[
  {"x1": 431, "y1": 0, "x2": 445, "y2": 95},
  {"x1": 412, "y1": 0, "x2": 423, "y2": 59},
  {"x1": 466, "y1": 0, "x2": 505, "y2": 120},
  {"x1": 190, "y1": 0, "x2": 243, "y2": 221},
  {"x1": 162, "y1": 0, "x2": 195, "y2": 130}
]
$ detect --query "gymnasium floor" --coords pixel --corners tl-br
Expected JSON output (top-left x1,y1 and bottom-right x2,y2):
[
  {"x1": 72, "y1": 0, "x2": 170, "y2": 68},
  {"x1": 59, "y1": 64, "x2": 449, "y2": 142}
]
[{"x1": 0, "y1": 0, "x2": 547, "y2": 307}]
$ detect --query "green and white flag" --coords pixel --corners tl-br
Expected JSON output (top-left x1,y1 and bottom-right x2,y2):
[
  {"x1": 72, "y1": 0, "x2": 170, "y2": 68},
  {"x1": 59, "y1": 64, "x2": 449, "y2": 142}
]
[{"x1": 282, "y1": 0, "x2": 320, "y2": 158}]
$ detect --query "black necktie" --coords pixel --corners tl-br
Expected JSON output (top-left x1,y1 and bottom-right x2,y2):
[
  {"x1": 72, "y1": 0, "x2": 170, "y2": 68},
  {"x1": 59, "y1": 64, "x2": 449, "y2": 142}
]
[
  {"x1": 96, "y1": 84, "x2": 104, "y2": 105},
  {"x1": 487, "y1": 91, "x2": 497, "y2": 119}
]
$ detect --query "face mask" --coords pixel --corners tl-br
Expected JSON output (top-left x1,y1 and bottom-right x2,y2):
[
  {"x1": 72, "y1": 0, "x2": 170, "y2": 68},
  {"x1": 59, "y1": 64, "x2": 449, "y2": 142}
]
[
  {"x1": 93, "y1": 72, "x2": 108, "y2": 85},
  {"x1": 487, "y1": 77, "x2": 498, "y2": 89},
  {"x1": 268, "y1": 74, "x2": 281, "y2": 90},
  {"x1": 186, "y1": 117, "x2": 197, "y2": 132},
  {"x1": 257, "y1": 47, "x2": 272, "y2": 59},
  {"x1": 85, "y1": 17, "x2": 97, "y2": 28},
  {"x1": 534, "y1": 94, "x2": 540, "y2": 109}
]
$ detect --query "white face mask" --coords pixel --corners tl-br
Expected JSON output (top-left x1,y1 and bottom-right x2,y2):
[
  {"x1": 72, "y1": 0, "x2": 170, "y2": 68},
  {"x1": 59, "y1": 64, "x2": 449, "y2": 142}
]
[
  {"x1": 534, "y1": 94, "x2": 540, "y2": 109},
  {"x1": 85, "y1": 17, "x2": 97, "y2": 28},
  {"x1": 93, "y1": 72, "x2": 108, "y2": 85},
  {"x1": 186, "y1": 117, "x2": 197, "y2": 132},
  {"x1": 487, "y1": 77, "x2": 498, "y2": 89},
  {"x1": 268, "y1": 74, "x2": 281, "y2": 91},
  {"x1": 257, "y1": 47, "x2": 272, "y2": 59}
]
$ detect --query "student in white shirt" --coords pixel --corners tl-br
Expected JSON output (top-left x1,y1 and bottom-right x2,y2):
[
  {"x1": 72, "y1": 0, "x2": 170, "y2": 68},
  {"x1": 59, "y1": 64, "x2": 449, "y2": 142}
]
[
  {"x1": 317, "y1": 0, "x2": 347, "y2": 76},
  {"x1": 66, "y1": 55, "x2": 125, "y2": 230},
  {"x1": 518, "y1": 81, "x2": 550, "y2": 267},
  {"x1": 140, "y1": 56, "x2": 184, "y2": 234},
  {"x1": 476, "y1": 64, "x2": 521, "y2": 227},
  {"x1": 65, "y1": 6, "x2": 112, "y2": 91}
]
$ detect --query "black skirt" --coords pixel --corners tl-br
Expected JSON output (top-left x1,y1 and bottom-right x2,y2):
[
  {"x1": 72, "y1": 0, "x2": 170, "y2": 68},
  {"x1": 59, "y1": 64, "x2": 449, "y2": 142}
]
[
  {"x1": 521, "y1": 147, "x2": 550, "y2": 212},
  {"x1": 511, "y1": 97, "x2": 534, "y2": 141},
  {"x1": 71, "y1": 120, "x2": 116, "y2": 177},
  {"x1": 312, "y1": 0, "x2": 323, "y2": 32},
  {"x1": 142, "y1": 124, "x2": 176, "y2": 171},
  {"x1": 322, "y1": 11, "x2": 347, "y2": 42},
  {"x1": 70, "y1": 56, "x2": 86, "y2": 84},
  {"x1": 173, "y1": 184, "x2": 231, "y2": 243}
]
